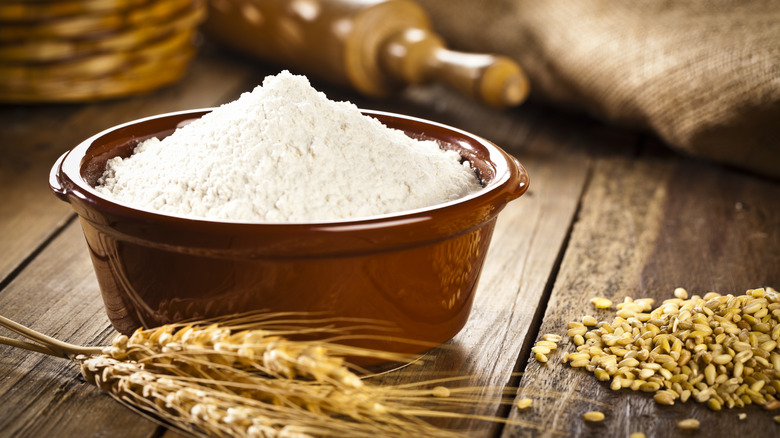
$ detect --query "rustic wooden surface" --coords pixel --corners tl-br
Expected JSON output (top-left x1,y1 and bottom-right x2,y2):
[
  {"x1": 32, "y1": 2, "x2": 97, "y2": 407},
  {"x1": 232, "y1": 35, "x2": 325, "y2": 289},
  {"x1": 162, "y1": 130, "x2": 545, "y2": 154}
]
[{"x1": 1, "y1": 42, "x2": 779, "y2": 438}]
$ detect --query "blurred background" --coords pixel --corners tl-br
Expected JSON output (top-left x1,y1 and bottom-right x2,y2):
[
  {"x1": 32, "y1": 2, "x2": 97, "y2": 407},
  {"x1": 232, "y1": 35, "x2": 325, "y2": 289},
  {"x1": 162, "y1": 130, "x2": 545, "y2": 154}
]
[{"x1": 1, "y1": 0, "x2": 778, "y2": 176}]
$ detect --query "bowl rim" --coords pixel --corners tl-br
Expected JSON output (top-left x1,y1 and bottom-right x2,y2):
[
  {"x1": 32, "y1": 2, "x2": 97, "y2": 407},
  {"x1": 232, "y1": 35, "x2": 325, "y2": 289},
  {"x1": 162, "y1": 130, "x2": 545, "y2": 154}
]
[{"x1": 52, "y1": 108, "x2": 528, "y2": 231}]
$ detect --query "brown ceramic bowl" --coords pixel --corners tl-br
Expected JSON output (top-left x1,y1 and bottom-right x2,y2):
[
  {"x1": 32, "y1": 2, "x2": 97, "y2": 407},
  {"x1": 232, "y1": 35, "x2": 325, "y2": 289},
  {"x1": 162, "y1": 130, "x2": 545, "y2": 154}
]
[{"x1": 50, "y1": 108, "x2": 529, "y2": 354}]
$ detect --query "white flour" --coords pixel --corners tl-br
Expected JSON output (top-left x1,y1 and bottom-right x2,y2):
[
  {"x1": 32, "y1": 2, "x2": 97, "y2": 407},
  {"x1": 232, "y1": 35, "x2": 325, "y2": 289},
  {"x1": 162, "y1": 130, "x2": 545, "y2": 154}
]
[{"x1": 96, "y1": 71, "x2": 482, "y2": 222}]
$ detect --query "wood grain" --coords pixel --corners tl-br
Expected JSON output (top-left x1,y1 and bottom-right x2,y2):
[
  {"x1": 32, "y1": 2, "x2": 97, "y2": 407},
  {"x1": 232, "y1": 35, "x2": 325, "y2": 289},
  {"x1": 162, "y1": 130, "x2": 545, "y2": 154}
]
[
  {"x1": 506, "y1": 153, "x2": 780, "y2": 437},
  {"x1": 0, "y1": 222, "x2": 157, "y2": 437}
]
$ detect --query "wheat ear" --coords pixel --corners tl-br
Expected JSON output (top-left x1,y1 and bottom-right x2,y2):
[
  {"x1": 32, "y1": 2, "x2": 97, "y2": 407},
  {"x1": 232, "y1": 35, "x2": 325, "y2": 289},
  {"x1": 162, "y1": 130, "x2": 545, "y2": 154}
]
[
  {"x1": 79, "y1": 355, "x2": 476, "y2": 438},
  {"x1": 1, "y1": 312, "x2": 561, "y2": 437}
]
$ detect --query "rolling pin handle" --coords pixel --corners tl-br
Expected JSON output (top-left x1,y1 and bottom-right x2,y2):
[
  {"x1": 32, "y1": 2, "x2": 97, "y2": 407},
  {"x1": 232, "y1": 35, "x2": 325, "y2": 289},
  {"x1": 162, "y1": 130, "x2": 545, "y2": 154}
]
[{"x1": 379, "y1": 27, "x2": 529, "y2": 108}]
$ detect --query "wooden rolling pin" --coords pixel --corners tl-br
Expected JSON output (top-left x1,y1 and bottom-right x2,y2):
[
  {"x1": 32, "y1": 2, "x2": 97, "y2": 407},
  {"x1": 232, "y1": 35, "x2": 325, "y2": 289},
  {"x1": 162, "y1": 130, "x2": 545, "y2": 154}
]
[{"x1": 203, "y1": 0, "x2": 529, "y2": 107}]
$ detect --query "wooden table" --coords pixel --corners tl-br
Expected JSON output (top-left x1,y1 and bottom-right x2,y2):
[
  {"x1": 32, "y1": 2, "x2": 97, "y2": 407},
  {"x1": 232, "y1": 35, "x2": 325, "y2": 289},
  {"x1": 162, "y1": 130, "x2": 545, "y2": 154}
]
[{"x1": 1, "y1": 44, "x2": 778, "y2": 438}]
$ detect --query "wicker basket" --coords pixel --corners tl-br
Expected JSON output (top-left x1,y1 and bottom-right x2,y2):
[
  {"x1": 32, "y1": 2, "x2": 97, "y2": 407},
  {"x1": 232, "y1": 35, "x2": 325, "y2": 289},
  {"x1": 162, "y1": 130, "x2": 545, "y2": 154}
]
[{"x1": 0, "y1": 0, "x2": 205, "y2": 102}]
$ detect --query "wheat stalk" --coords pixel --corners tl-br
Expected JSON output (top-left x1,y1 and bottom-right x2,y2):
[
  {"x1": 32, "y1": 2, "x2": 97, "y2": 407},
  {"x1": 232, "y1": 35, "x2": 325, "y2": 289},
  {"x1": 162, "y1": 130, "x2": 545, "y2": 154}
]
[
  {"x1": 79, "y1": 355, "x2": 466, "y2": 438},
  {"x1": 0, "y1": 312, "x2": 555, "y2": 437}
]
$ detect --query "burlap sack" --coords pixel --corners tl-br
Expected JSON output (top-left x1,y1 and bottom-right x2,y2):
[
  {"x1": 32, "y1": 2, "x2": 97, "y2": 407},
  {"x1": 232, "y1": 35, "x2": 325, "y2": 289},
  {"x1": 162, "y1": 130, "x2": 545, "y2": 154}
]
[{"x1": 418, "y1": 0, "x2": 780, "y2": 178}]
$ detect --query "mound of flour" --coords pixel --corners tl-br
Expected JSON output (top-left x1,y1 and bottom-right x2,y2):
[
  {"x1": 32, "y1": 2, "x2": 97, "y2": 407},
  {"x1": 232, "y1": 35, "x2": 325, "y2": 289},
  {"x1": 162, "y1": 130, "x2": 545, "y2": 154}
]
[{"x1": 95, "y1": 71, "x2": 481, "y2": 222}]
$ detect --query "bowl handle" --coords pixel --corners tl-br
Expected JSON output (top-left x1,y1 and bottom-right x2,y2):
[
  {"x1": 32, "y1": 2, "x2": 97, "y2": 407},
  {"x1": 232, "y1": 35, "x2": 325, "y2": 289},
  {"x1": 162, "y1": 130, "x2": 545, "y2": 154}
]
[
  {"x1": 505, "y1": 155, "x2": 530, "y2": 201},
  {"x1": 49, "y1": 151, "x2": 71, "y2": 203}
]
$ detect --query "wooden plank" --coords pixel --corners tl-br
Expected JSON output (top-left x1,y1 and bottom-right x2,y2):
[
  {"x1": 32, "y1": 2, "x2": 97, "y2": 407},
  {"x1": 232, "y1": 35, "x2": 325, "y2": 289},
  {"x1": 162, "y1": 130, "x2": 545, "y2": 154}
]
[
  {"x1": 505, "y1": 154, "x2": 780, "y2": 437},
  {"x1": 0, "y1": 222, "x2": 161, "y2": 437},
  {"x1": 0, "y1": 44, "x2": 268, "y2": 283}
]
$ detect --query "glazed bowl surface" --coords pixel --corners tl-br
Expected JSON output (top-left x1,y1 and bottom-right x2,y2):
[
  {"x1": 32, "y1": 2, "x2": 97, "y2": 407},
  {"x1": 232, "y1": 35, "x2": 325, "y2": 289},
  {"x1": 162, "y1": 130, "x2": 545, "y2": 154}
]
[{"x1": 50, "y1": 109, "x2": 529, "y2": 354}]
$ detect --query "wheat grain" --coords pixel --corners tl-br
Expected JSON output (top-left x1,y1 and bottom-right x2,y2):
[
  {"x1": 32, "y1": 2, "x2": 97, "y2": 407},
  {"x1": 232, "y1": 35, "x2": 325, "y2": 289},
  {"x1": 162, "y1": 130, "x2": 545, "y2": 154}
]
[
  {"x1": 561, "y1": 287, "x2": 780, "y2": 412},
  {"x1": 590, "y1": 298, "x2": 613, "y2": 309},
  {"x1": 582, "y1": 411, "x2": 604, "y2": 422},
  {"x1": 516, "y1": 398, "x2": 533, "y2": 410},
  {"x1": 677, "y1": 418, "x2": 700, "y2": 430},
  {"x1": 532, "y1": 334, "x2": 562, "y2": 363}
]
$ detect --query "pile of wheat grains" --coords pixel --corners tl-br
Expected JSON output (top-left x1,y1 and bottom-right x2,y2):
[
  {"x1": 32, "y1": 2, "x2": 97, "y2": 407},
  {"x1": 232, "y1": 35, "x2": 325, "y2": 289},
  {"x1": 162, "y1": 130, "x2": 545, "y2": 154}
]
[{"x1": 531, "y1": 287, "x2": 780, "y2": 426}]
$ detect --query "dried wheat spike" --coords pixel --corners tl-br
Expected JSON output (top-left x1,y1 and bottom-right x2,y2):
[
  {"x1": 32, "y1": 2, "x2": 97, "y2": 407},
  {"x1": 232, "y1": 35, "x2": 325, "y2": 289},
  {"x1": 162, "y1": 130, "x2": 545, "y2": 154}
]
[
  {"x1": 78, "y1": 354, "x2": 471, "y2": 438},
  {"x1": 104, "y1": 323, "x2": 364, "y2": 388}
]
